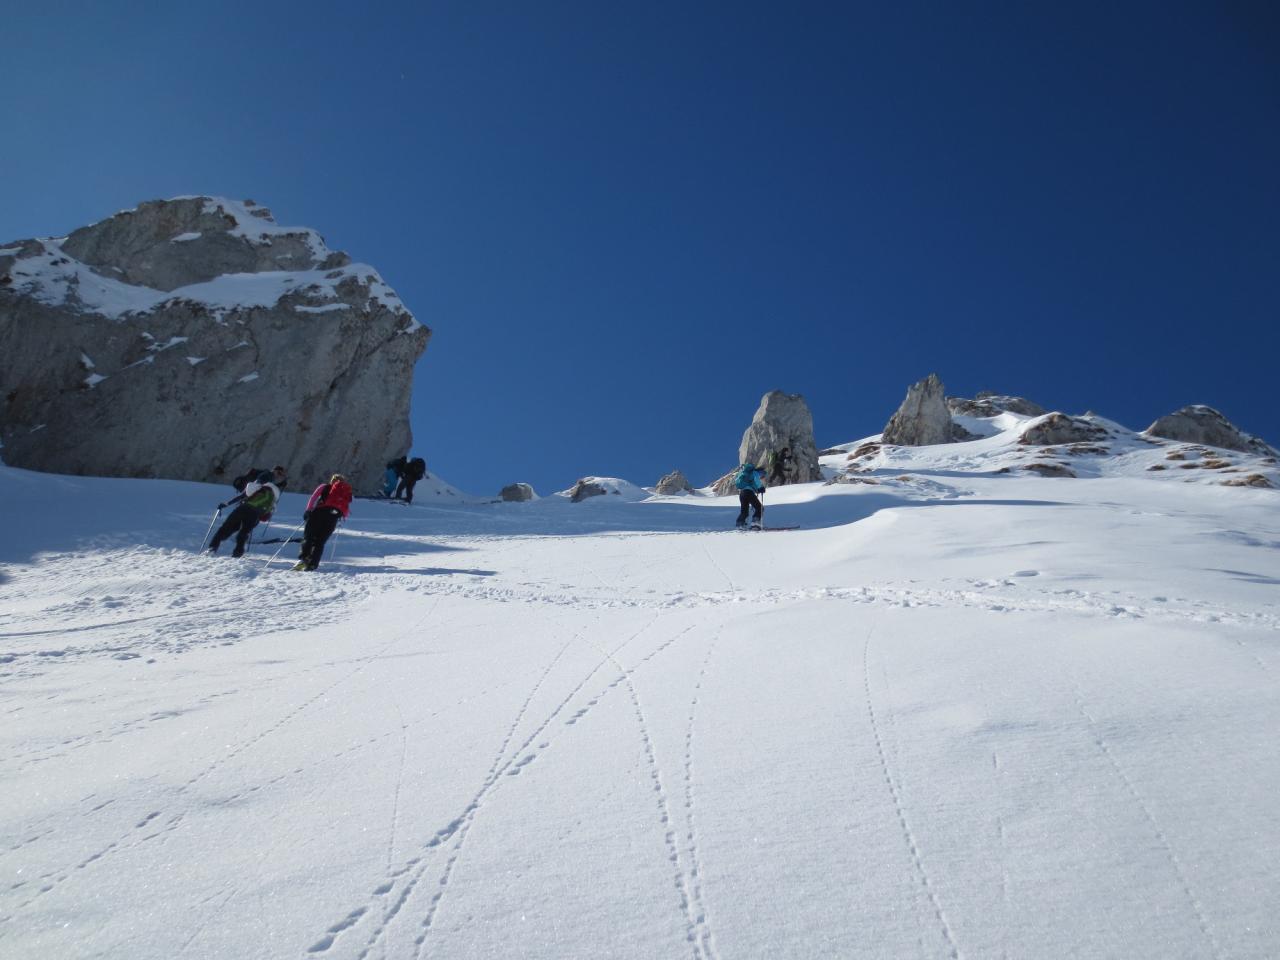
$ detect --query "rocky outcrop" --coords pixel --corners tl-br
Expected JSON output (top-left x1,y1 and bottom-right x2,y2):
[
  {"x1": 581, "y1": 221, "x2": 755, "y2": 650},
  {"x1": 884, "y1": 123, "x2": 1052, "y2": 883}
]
[
  {"x1": 500, "y1": 483, "x2": 535, "y2": 502},
  {"x1": 1018, "y1": 413, "x2": 1109, "y2": 446},
  {"x1": 710, "y1": 469, "x2": 739, "y2": 498},
  {"x1": 1221, "y1": 474, "x2": 1273, "y2": 489},
  {"x1": 1144, "y1": 406, "x2": 1276, "y2": 456},
  {"x1": 1023, "y1": 462, "x2": 1077, "y2": 478},
  {"x1": 654, "y1": 469, "x2": 694, "y2": 495},
  {"x1": 0, "y1": 197, "x2": 428, "y2": 493},
  {"x1": 737, "y1": 391, "x2": 822, "y2": 485},
  {"x1": 568, "y1": 479, "x2": 608, "y2": 502},
  {"x1": 947, "y1": 392, "x2": 1046, "y2": 418},
  {"x1": 882, "y1": 374, "x2": 972, "y2": 445}
]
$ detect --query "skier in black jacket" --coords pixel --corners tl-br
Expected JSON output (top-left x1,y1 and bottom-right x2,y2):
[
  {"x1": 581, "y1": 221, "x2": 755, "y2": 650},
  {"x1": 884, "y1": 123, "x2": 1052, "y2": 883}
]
[
  {"x1": 395, "y1": 457, "x2": 427, "y2": 503},
  {"x1": 208, "y1": 471, "x2": 282, "y2": 557}
]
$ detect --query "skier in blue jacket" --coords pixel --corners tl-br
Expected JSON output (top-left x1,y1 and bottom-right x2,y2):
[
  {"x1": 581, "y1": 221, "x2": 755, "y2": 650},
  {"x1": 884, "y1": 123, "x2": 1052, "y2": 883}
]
[{"x1": 734, "y1": 463, "x2": 766, "y2": 529}]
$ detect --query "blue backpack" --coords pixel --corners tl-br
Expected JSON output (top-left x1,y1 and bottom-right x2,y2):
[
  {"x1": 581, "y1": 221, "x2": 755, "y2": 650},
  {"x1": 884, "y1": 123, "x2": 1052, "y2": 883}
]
[{"x1": 733, "y1": 463, "x2": 759, "y2": 491}]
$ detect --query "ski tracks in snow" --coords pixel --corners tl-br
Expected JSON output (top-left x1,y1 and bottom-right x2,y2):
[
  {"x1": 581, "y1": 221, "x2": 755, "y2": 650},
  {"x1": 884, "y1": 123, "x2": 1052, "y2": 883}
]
[
  {"x1": 1068, "y1": 680, "x2": 1224, "y2": 960},
  {"x1": 862, "y1": 623, "x2": 963, "y2": 960},
  {"x1": 681, "y1": 632, "x2": 723, "y2": 960},
  {"x1": 319, "y1": 613, "x2": 665, "y2": 959},
  {"x1": 0, "y1": 596, "x2": 450, "y2": 937},
  {"x1": 313, "y1": 613, "x2": 712, "y2": 960},
  {"x1": 402, "y1": 628, "x2": 582, "y2": 958},
  {"x1": 575, "y1": 626, "x2": 706, "y2": 959}
]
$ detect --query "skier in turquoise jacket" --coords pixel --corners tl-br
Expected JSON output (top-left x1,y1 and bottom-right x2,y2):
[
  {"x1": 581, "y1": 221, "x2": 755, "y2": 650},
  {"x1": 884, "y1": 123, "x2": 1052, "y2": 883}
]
[{"x1": 734, "y1": 463, "x2": 766, "y2": 529}]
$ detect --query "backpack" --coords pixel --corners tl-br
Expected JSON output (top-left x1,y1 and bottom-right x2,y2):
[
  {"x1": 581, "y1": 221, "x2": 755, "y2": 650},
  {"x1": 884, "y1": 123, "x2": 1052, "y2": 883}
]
[
  {"x1": 245, "y1": 482, "x2": 278, "y2": 515},
  {"x1": 407, "y1": 457, "x2": 427, "y2": 480},
  {"x1": 733, "y1": 464, "x2": 758, "y2": 491},
  {"x1": 232, "y1": 467, "x2": 263, "y2": 492}
]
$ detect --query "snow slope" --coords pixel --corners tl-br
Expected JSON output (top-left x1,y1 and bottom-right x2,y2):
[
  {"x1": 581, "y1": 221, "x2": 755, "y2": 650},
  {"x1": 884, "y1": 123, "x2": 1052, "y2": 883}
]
[{"x1": 2, "y1": 423, "x2": 1278, "y2": 958}]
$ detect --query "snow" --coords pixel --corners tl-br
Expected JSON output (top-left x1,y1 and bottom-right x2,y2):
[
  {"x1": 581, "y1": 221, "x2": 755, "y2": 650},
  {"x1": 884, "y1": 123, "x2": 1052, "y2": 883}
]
[
  {"x1": 294, "y1": 303, "x2": 351, "y2": 314},
  {"x1": 200, "y1": 197, "x2": 328, "y2": 262},
  {"x1": 0, "y1": 246, "x2": 21, "y2": 256},
  {"x1": 170, "y1": 232, "x2": 202, "y2": 243},
  {"x1": 1, "y1": 418, "x2": 1278, "y2": 959},
  {"x1": 237, "y1": 372, "x2": 259, "y2": 383},
  {"x1": 185, "y1": 356, "x2": 206, "y2": 366},
  {"x1": 147, "y1": 335, "x2": 188, "y2": 352},
  {"x1": 83, "y1": 373, "x2": 106, "y2": 388}
]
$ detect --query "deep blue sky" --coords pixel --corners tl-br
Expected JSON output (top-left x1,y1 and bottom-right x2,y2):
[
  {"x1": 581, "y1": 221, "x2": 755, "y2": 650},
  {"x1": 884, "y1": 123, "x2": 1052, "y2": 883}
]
[{"x1": 4, "y1": 2, "x2": 1277, "y2": 493}]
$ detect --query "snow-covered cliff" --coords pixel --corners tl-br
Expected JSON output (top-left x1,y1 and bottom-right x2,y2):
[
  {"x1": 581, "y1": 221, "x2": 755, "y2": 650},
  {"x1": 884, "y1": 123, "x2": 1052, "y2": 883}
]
[{"x1": 0, "y1": 197, "x2": 429, "y2": 492}]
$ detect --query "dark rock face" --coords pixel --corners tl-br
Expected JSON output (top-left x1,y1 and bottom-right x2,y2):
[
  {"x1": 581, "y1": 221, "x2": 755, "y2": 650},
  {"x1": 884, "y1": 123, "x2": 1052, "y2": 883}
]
[
  {"x1": 882, "y1": 374, "x2": 959, "y2": 446},
  {"x1": 1023, "y1": 462, "x2": 1077, "y2": 478},
  {"x1": 1018, "y1": 413, "x2": 1109, "y2": 446},
  {"x1": 655, "y1": 470, "x2": 694, "y2": 495},
  {"x1": 1144, "y1": 406, "x2": 1276, "y2": 456},
  {"x1": 500, "y1": 483, "x2": 535, "y2": 502},
  {"x1": 0, "y1": 197, "x2": 428, "y2": 493}
]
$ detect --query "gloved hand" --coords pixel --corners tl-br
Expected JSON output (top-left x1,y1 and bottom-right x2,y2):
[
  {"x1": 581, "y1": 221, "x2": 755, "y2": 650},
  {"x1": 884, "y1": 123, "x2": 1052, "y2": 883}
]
[
  {"x1": 260, "y1": 512, "x2": 273, "y2": 523},
  {"x1": 217, "y1": 502, "x2": 227, "y2": 509},
  {"x1": 303, "y1": 510, "x2": 312, "y2": 521}
]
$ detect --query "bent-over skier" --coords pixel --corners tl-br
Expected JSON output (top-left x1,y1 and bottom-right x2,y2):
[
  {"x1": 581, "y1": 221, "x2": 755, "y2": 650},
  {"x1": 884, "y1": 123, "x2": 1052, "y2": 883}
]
[
  {"x1": 295, "y1": 474, "x2": 353, "y2": 571},
  {"x1": 395, "y1": 457, "x2": 427, "y2": 503},
  {"x1": 208, "y1": 470, "x2": 282, "y2": 557}
]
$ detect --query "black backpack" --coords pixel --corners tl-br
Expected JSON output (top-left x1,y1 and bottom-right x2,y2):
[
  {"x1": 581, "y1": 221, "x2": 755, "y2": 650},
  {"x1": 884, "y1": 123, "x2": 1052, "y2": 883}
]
[
  {"x1": 232, "y1": 467, "x2": 263, "y2": 492},
  {"x1": 408, "y1": 457, "x2": 427, "y2": 480}
]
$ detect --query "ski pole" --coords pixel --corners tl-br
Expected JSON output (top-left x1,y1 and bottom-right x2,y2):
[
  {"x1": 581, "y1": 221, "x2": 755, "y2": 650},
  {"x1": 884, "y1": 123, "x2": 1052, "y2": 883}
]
[
  {"x1": 262, "y1": 521, "x2": 305, "y2": 573},
  {"x1": 328, "y1": 519, "x2": 345, "y2": 565},
  {"x1": 198, "y1": 506, "x2": 222, "y2": 552},
  {"x1": 250, "y1": 517, "x2": 272, "y2": 551}
]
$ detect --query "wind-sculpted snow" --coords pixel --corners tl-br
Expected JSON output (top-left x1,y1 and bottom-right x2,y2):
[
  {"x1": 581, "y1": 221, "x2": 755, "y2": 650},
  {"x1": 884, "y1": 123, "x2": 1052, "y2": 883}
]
[{"x1": 1, "y1": 454, "x2": 1278, "y2": 959}]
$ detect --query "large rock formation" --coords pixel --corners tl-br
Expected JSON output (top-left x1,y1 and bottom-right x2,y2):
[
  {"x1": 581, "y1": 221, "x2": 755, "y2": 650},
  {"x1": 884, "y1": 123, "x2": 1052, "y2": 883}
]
[
  {"x1": 882, "y1": 374, "x2": 972, "y2": 445},
  {"x1": 1144, "y1": 405, "x2": 1276, "y2": 456},
  {"x1": 1018, "y1": 412, "x2": 1110, "y2": 446},
  {"x1": 0, "y1": 197, "x2": 429, "y2": 492},
  {"x1": 740, "y1": 391, "x2": 821, "y2": 483},
  {"x1": 499, "y1": 483, "x2": 536, "y2": 502},
  {"x1": 654, "y1": 469, "x2": 695, "y2": 495},
  {"x1": 710, "y1": 391, "x2": 821, "y2": 495}
]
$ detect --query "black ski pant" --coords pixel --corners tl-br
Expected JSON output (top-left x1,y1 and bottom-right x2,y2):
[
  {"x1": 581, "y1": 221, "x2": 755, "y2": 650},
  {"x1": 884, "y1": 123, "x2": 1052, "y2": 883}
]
[
  {"x1": 736, "y1": 490, "x2": 763, "y2": 526},
  {"x1": 210, "y1": 504, "x2": 261, "y2": 557},
  {"x1": 299, "y1": 509, "x2": 341, "y2": 570},
  {"x1": 394, "y1": 478, "x2": 418, "y2": 503}
]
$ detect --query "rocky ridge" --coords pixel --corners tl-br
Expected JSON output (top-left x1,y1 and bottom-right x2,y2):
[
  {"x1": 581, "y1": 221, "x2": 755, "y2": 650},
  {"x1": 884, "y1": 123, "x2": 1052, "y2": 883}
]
[{"x1": 1144, "y1": 405, "x2": 1277, "y2": 457}]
